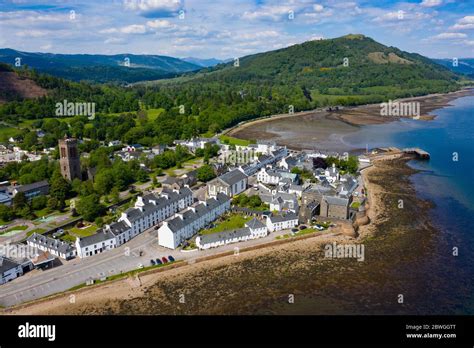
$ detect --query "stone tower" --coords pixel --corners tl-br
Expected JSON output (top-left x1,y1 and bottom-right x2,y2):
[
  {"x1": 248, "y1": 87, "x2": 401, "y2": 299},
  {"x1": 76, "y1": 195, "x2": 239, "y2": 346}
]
[{"x1": 59, "y1": 137, "x2": 81, "y2": 181}]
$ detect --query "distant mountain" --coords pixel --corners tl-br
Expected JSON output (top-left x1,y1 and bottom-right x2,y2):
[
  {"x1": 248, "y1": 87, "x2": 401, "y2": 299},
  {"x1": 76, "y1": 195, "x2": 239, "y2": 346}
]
[
  {"x1": 182, "y1": 57, "x2": 226, "y2": 67},
  {"x1": 432, "y1": 58, "x2": 474, "y2": 78},
  {"x1": 0, "y1": 48, "x2": 201, "y2": 84}
]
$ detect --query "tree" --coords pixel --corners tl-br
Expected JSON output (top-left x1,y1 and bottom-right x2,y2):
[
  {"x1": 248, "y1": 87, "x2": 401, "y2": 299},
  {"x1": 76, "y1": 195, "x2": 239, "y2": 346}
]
[
  {"x1": 0, "y1": 204, "x2": 14, "y2": 222},
  {"x1": 110, "y1": 186, "x2": 120, "y2": 204},
  {"x1": 50, "y1": 172, "x2": 71, "y2": 203},
  {"x1": 31, "y1": 195, "x2": 47, "y2": 211},
  {"x1": 93, "y1": 169, "x2": 114, "y2": 196},
  {"x1": 76, "y1": 194, "x2": 104, "y2": 222},
  {"x1": 196, "y1": 165, "x2": 216, "y2": 182},
  {"x1": 12, "y1": 192, "x2": 28, "y2": 210},
  {"x1": 47, "y1": 197, "x2": 58, "y2": 210}
]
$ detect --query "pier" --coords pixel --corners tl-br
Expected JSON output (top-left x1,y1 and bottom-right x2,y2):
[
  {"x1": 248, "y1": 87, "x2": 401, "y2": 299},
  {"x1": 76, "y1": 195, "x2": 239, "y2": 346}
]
[{"x1": 403, "y1": 148, "x2": 430, "y2": 159}]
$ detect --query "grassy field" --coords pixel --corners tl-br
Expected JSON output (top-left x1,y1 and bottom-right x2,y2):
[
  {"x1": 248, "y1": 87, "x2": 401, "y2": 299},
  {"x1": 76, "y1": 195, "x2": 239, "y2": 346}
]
[
  {"x1": 219, "y1": 135, "x2": 251, "y2": 146},
  {"x1": 200, "y1": 214, "x2": 251, "y2": 235},
  {"x1": 0, "y1": 125, "x2": 20, "y2": 142}
]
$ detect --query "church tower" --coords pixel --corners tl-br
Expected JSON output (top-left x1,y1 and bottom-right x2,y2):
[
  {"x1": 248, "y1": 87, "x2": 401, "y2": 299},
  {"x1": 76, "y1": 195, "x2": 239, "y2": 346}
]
[{"x1": 58, "y1": 136, "x2": 81, "y2": 181}]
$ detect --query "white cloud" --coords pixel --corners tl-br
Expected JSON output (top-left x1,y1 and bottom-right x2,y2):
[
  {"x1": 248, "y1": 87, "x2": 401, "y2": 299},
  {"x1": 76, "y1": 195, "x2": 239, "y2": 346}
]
[
  {"x1": 123, "y1": 0, "x2": 181, "y2": 17},
  {"x1": 432, "y1": 32, "x2": 467, "y2": 39},
  {"x1": 313, "y1": 4, "x2": 324, "y2": 13},
  {"x1": 146, "y1": 19, "x2": 173, "y2": 28},
  {"x1": 450, "y1": 16, "x2": 474, "y2": 30},
  {"x1": 121, "y1": 24, "x2": 147, "y2": 34},
  {"x1": 420, "y1": 0, "x2": 442, "y2": 7}
]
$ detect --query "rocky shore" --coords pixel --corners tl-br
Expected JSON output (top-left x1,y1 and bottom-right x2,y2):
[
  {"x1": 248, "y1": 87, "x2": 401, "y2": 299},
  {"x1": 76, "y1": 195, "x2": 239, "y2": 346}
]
[{"x1": 7, "y1": 153, "x2": 459, "y2": 315}]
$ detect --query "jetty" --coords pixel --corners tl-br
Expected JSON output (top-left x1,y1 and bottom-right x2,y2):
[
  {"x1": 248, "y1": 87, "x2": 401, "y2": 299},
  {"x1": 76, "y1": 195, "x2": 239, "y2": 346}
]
[{"x1": 403, "y1": 148, "x2": 430, "y2": 159}]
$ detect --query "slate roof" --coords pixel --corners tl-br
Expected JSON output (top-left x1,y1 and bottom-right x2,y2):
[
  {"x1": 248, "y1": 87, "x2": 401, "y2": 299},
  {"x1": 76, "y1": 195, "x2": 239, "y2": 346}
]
[
  {"x1": 216, "y1": 169, "x2": 247, "y2": 186},
  {"x1": 199, "y1": 227, "x2": 252, "y2": 245},
  {"x1": 15, "y1": 180, "x2": 49, "y2": 193},
  {"x1": 76, "y1": 230, "x2": 116, "y2": 248},
  {"x1": 323, "y1": 195, "x2": 349, "y2": 206},
  {"x1": 245, "y1": 218, "x2": 265, "y2": 230},
  {"x1": 165, "y1": 193, "x2": 230, "y2": 234},
  {"x1": 27, "y1": 233, "x2": 75, "y2": 255},
  {"x1": 122, "y1": 187, "x2": 193, "y2": 222},
  {"x1": 268, "y1": 212, "x2": 299, "y2": 223},
  {"x1": 0, "y1": 256, "x2": 20, "y2": 273}
]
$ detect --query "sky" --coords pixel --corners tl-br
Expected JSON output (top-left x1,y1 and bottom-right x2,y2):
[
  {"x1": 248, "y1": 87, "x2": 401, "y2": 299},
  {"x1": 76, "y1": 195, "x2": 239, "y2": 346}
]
[{"x1": 0, "y1": 0, "x2": 473, "y2": 59}]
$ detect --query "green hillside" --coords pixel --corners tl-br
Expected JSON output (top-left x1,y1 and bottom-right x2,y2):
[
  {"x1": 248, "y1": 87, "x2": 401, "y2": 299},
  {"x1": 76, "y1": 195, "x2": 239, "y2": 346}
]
[{"x1": 0, "y1": 35, "x2": 466, "y2": 145}]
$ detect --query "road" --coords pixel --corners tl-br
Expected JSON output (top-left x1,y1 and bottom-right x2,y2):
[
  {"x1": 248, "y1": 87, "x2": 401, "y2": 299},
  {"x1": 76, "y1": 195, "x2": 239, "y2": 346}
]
[{"x1": 0, "y1": 219, "x2": 325, "y2": 307}]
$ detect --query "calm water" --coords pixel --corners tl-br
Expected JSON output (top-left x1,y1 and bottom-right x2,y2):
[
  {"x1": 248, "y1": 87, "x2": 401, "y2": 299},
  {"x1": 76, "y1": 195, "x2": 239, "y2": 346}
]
[{"x1": 344, "y1": 95, "x2": 474, "y2": 313}]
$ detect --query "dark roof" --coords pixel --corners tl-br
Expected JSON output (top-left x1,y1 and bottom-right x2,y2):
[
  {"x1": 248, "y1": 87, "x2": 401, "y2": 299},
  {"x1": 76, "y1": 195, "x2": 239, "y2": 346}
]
[
  {"x1": 27, "y1": 233, "x2": 75, "y2": 254},
  {"x1": 323, "y1": 195, "x2": 349, "y2": 206},
  {"x1": 245, "y1": 218, "x2": 265, "y2": 230},
  {"x1": 0, "y1": 256, "x2": 20, "y2": 273},
  {"x1": 199, "y1": 227, "x2": 252, "y2": 245},
  {"x1": 217, "y1": 169, "x2": 247, "y2": 186},
  {"x1": 15, "y1": 180, "x2": 49, "y2": 193},
  {"x1": 76, "y1": 230, "x2": 116, "y2": 248},
  {"x1": 268, "y1": 212, "x2": 298, "y2": 223}
]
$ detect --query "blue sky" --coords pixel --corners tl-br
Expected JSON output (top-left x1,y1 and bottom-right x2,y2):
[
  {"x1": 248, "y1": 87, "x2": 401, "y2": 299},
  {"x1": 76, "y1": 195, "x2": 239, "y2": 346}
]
[{"x1": 0, "y1": 0, "x2": 473, "y2": 59}]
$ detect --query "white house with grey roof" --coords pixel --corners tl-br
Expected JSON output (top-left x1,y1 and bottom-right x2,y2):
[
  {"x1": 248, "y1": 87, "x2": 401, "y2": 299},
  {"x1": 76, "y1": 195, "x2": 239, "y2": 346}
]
[
  {"x1": 260, "y1": 192, "x2": 299, "y2": 213},
  {"x1": 257, "y1": 168, "x2": 298, "y2": 185},
  {"x1": 207, "y1": 169, "x2": 248, "y2": 198},
  {"x1": 27, "y1": 233, "x2": 76, "y2": 260},
  {"x1": 75, "y1": 187, "x2": 193, "y2": 258},
  {"x1": 0, "y1": 256, "x2": 23, "y2": 285},
  {"x1": 196, "y1": 218, "x2": 267, "y2": 250},
  {"x1": 266, "y1": 213, "x2": 299, "y2": 232},
  {"x1": 158, "y1": 192, "x2": 231, "y2": 249}
]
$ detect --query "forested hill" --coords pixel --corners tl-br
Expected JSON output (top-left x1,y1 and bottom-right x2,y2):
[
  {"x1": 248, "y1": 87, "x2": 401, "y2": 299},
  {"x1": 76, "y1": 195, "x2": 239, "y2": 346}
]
[
  {"x1": 432, "y1": 58, "x2": 474, "y2": 78},
  {"x1": 0, "y1": 48, "x2": 201, "y2": 84},
  {"x1": 0, "y1": 34, "x2": 468, "y2": 145}
]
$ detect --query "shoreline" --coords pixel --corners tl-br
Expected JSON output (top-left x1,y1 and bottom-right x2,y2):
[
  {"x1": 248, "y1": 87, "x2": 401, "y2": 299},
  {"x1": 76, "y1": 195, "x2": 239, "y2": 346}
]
[
  {"x1": 227, "y1": 88, "x2": 474, "y2": 152},
  {"x1": 3, "y1": 154, "x2": 446, "y2": 315}
]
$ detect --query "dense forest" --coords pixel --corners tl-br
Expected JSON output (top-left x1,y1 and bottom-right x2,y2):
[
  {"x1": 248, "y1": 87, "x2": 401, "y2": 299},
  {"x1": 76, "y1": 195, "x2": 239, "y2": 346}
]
[{"x1": 0, "y1": 34, "x2": 468, "y2": 145}]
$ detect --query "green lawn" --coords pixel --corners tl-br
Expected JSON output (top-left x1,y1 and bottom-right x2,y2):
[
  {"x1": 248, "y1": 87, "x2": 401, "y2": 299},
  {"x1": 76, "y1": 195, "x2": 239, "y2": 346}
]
[
  {"x1": 200, "y1": 214, "x2": 251, "y2": 235},
  {"x1": 146, "y1": 108, "x2": 165, "y2": 121},
  {"x1": 0, "y1": 224, "x2": 28, "y2": 235},
  {"x1": 26, "y1": 228, "x2": 47, "y2": 237},
  {"x1": 67, "y1": 225, "x2": 98, "y2": 237},
  {"x1": 219, "y1": 135, "x2": 251, "y2": 147},
  {"x1": 0, "y1": 125, "x2": 20, "y2": 142}
]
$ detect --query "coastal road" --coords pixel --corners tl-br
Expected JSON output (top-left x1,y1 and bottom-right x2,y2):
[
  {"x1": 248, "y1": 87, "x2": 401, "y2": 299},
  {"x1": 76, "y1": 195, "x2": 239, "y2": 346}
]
[{"x1": 0, "y1": 223, "x2": 320, "y2": 308}]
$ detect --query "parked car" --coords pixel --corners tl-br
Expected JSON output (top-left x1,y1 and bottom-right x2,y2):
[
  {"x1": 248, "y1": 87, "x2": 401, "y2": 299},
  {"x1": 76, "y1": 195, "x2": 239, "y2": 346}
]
[
  {"x1": 150, "y1": 259, "x2": 156, "y2": 265},
  {"x1": 291, "y1": 228, "x2": 298, "y2": 233},
  {"x1": 299, "y1": 225, "x2": 307, "y2": 230},
  {"x1": 155, "y1": 259, "x2": 162, "y2": 265},
  {"x1": 314, "y1": 225, "x2": 324, "y2": 231},
  {"x1": 168, "y1": 255, "x2": 175, "y2": 262},
  {"x1": 162, "y1": 257, "x2": 168, "y2": 263},
  {"x1": 137, "y1": 263, "x2": 144, "y2": 269}
]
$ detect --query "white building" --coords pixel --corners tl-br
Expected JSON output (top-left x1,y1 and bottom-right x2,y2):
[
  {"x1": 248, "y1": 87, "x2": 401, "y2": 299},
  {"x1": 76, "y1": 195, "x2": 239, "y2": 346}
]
[
  {"x1": 266, "y1": 213, "x2": 299, "y2": 232},
  {"x1": 0, "y1": 257, "x2": 23, "y2": 285},
  {"x1": 158, "y1": 193, "x2": 231, "y2": 249},
  {"x1": 196, "y1": 218, "x2": 267, "y2": 250},
  {"x1": 27, "y1": 233, "x2": 76, "y2": 260},
  {"x1": 207, "y1": 169, "x2": 248, "y2": 198},
  {"x1": 76, "y1": 187, "x2": 193, "y2": 258},
  {"x1": 257, "y1": 168, "x2": 298, "y2": 185},
  {"x1": 324, "y1": 163, "x2": 340, "y2": 183},
  {"x1": 260, "y1": 192, "x2": 299, "y2": 213}
]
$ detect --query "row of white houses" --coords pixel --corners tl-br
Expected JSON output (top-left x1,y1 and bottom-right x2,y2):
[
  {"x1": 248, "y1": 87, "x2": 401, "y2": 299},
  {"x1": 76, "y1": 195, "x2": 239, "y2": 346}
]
[
  {"x1": 75, "y1": 187, "x2": 193, "y2": 258},
  {"x1": 158, "y1": 192, "x2": 231, "y2": 249},
  {"x1": 196, "y1": 218, "x2": 267, "y2": 250}
]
